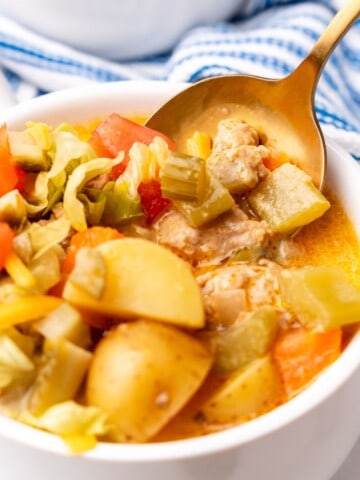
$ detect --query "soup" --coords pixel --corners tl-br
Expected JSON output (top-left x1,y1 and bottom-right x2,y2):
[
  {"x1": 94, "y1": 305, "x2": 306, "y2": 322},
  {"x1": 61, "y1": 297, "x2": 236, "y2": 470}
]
[{"x1": 0, "y1": 113, "x2": 359, "y2": 451}]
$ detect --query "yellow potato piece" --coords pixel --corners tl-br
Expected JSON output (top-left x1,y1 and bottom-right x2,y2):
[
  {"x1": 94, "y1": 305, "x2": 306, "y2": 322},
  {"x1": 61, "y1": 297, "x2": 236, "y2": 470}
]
[
  {"x1": 63, "y1": 238, "x2": 204, "y2": 329},
  {"x1": 201, "y1": 355, "x2": 281, "y2": 425},
  {"x1": 86, "y1": 320, "x2": 213, "y2": 442}
]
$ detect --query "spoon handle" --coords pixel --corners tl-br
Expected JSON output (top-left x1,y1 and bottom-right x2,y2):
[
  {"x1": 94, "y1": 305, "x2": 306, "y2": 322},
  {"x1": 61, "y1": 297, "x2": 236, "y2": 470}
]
[{"x1": 288, "y1": 0, "x2": 360, "y2": 94}]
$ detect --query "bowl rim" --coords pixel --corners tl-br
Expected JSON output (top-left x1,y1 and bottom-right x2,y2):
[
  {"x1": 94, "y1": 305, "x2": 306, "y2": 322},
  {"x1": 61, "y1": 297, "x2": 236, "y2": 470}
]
[{"x1": 0, "y1": 80, "x2": 360, "y2": 462}]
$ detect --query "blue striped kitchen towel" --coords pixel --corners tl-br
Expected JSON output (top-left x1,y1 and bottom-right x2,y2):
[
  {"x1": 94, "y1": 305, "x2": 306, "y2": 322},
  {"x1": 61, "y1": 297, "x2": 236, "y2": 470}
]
[{"x1": 0, "y1": 0, "x2": 359, "y2": 158}]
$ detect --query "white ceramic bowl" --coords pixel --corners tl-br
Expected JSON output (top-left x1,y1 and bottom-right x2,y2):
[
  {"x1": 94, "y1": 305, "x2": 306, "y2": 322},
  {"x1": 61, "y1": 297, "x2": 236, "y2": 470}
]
[
  {"x1": 0, "y1": 0, "x2": 241, "y2": 59},
  {"x1": 1, "y1": 81, "x2": 360, "y2": 480}
]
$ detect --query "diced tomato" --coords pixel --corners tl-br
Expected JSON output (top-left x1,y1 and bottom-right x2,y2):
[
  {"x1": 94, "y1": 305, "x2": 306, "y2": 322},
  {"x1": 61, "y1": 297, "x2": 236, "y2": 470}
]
[
  {"x1": 138, "y1": 179, "x2": 171, "y2": 222},
  {"x1": 273, "y1": 327, "x2": 342, "y2": 397},
  {"x1": 0, "y1": 124, "x2": 19, "y2": 196},
  {"x1": 108, "y1": 161, "x2": 128, "y2": 181},
  {"x1": 89, "y1": 113, "x2": 176, "y2": 180},
  {"x1": 0, "y1": 222, "x2": 14, "y2": 270},
  {"x1": 14, "y1": 167, "x2": 28, "y2": 193},
  {"x1": 61, "y1": 226, "x2": 124, "y2": 274}
]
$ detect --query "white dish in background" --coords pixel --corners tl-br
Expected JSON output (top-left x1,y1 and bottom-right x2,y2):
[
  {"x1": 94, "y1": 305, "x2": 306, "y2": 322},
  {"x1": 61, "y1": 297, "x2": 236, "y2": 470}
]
[
  {"x1": 0, "y1": 0, "x2": 241, "y2": 59},
  {"x1": 0, "y1": 81, "x2": 360, "y2": 480}
]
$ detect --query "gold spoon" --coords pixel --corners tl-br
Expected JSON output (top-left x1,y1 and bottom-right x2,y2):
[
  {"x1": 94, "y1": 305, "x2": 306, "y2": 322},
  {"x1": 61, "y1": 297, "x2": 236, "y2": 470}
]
[{"x1": 146, "y1": 0, "x2": 360, "y2": 189}]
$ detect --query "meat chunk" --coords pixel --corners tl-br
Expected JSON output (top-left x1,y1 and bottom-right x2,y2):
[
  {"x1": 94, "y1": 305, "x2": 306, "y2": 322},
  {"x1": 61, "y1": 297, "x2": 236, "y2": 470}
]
[
  {"x1": 207, "y1": 145, "x2": 269, "y2": 195},
  {"x1": 207, "y1": 119, "x2": 269, "y2": 195},
  {"x1": 197, "y1": 260, "x2": 282, "y2": 327},
  {"x1": 152, "y1": 206, "x2": 272, "y2": 266},
  {"x1": 212, "y1": 119, "x2": 261, "y2": 151}
]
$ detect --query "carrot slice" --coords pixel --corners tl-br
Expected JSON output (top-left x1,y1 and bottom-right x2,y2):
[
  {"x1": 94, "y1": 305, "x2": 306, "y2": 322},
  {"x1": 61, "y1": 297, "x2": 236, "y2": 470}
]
[
  {"x1": 273, "y1": 327, "x2": 342, "y2": 397},
  {"x1": 0, "y1": 222, "x2": 15, "y2": 271}
]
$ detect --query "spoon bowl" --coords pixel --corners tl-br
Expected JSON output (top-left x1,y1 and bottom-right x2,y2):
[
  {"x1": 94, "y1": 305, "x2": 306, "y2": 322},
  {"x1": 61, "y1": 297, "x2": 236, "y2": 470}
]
[{"x1": 147, "y1": 0, "x2": 360, "y2": 189}]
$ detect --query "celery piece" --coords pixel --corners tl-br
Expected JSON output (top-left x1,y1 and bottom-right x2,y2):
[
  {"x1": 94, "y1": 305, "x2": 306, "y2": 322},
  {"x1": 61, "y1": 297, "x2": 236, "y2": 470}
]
[
  {"x1": 68, "y1": 248, "x2": 106, "y2": 300},
  {"x1": 0, "y1": 333, "x2": 35, "y2": 388},
  {"x1": 161, "y1": 153, "x2": 206, "y2": 202},
  {"x1": 248, "y1": 163, "x2": 330, "y2": 233},
  {"x1": 201, "y1": 355, "x2": 281, "y2": 424},
  {"x1": 175, "y1": 171, "x2": 235, "y2": 227},
  {"x1": 29, "y1": 248, "x2": 61, "y2": 294},
  {"x1": 27, "y1": 339, "x2": 92, "y2": 415},
  {"x1": 280, "y1": 266, "x2": 360, "y2": 329},
  {"x1": 0, "y1": 190, "x2": 27, "y2": 226},
  {"x1": 102, "y1": 185, "x2": 143, "y2": 226},
  {"x1": 32, "y1": 302, "x2": 91, "y2": 348},
  {"x1": 8, "y1": 130, "x2": 50, "y2": 172},
  {"x1": 214, "y1": 307, "x2": 280, "y2": 375}
]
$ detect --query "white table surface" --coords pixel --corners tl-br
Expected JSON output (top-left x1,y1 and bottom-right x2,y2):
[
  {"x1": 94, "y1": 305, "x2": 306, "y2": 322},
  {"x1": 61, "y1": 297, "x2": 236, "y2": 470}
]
[{"x1": 331, "y1": 436, "x2": 360, "y2": 480}]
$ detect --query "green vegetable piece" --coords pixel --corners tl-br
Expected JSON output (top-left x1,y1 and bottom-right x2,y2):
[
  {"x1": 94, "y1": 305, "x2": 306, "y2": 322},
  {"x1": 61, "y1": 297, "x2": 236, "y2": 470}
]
[
  {"x1": 248, "y1": 163, "x2": 330, "y2": 233},
  {"x1": 27, "y1": 217, "x2": 71, "y2": 259},
  {"x1": 161, "y1": 152, "x2": 206, "y2": 201},
  {"x1": 0, "y1": 190, "x2": 27, "y2": 226},
  {"x1": 229, "y1": 246, "x2": 264, "y2": 264},
  {"x1": 102, "y1": 184, "x2": 143, "y2": 226},
  {"x1": 175, "y1": 171, "x2": 235, "y2": 227},
  {"x1": 68, "y1": 248, "x2": 106, "y2": 300},
  {"x1": 214, "y1": 307, "x2": 280, "y2": 375},
  {"x1": 280, "y1": 266, "x2": 360, "y2": 329},
  {"x1": 48, "y1": 131, "x2": 96, "y2": 180},
  {"x1": 0, "y1": 333, "x2": 35, "y2": 388},
  {"x1": 8, "y1": 131, "x2": 50, "y2": 171},
  {"x1": 29, "y1": 248, "x2": 61, "y2": 294},
  {"x1": 26, "y1": 121, "x2": 53, "y2": 151},
  {"x1": 20, "y1": 400, "x2": 109, "y2": 437},
  {"x1": 28, "y1": 338, "x2": 92, "y2": 415},
  {"x1": 201, "y1": 355, "x2": 281, "y2": 425},
  {"x1": 32, "y1": 302, "x2": 91, "y2": 348},
  {"x1": 78, "y1": 188, "x2": 107, "y2": 226},
  {"x1": 63, "y1": 157, "x2": 115, "y2": 231}
]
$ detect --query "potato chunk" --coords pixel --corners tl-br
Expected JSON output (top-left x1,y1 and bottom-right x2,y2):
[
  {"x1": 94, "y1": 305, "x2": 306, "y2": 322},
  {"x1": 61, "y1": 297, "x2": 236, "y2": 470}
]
[
  {"x1": 86, "y1": 320, "x2": 213, "y2": 442},
  {"x1": 63, "y1": 238, "x2": 204, "y2": 329},
  {"x1": 201, "y1": 355, "x2": 281, "y2": 425},
  {"x1": 248, "y1": 163, "x2": 330, "y2": 233},
  {"x1": 280, "y1": 266, "x2": 360, "y2": 329}
]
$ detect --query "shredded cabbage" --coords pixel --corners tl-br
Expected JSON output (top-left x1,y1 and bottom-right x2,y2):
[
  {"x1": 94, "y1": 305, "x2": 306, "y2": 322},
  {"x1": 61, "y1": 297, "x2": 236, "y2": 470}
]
[
  {"x1": 102, "y1": 183, "x2": 143, "y2": 225},
  {"x1": 26, "y1": 217, "x2": 71, "y2": 259},
  {"x1": 63, "y1": 157, "x2": 120, "y2": 231},
  {"x1": 48, "y1": 131, "x2": 96, "y2": 180},
  {"x1": 115, "y1": 138, "x2": 170, "y2": 199},
  {"x1": 19, "y1": 401, "x2": 109, "y2": 453}
]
